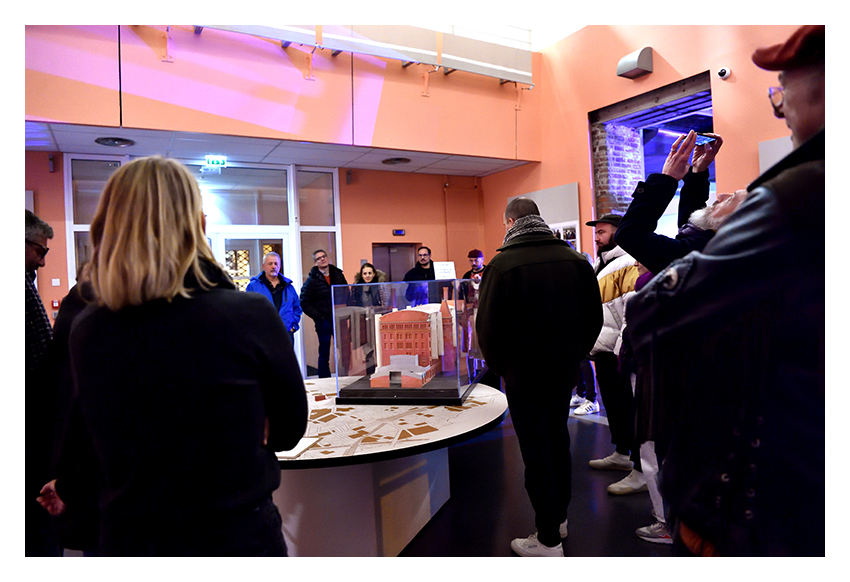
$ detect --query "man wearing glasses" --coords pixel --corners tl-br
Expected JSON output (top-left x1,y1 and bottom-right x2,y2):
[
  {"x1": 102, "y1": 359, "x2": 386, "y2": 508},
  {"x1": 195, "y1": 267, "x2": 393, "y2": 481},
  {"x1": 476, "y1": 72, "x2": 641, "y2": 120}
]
[
  {"x1": 299, "y1": 250, "x2": 347, "y2": 378},
  {"x1": 626, "y1": 25, "x2": 824, "y2": 556},
  {"x1": 403, "y1": 246, "x2": 441, "y2": 305},
  {"x1": 25, "y1": 209, "x2": 61, "y2": 556}
]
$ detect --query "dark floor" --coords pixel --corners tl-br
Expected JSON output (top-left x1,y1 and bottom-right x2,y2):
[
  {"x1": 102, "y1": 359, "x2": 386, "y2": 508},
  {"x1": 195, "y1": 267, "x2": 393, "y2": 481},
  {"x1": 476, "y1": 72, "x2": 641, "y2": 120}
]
[{"x1": 398, "y1": 404, "x2": 672, "y2": 557}]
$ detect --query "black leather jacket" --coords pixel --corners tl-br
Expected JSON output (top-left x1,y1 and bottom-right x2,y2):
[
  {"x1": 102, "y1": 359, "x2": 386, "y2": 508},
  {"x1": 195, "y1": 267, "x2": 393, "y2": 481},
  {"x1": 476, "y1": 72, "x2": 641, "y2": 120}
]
[{"x1": 626, "y1": 130, "x2": 825, "y2": 556}]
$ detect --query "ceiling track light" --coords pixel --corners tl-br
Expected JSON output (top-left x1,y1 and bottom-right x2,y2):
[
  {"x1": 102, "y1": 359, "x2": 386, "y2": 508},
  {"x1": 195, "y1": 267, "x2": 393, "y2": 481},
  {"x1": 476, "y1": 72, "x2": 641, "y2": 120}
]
[
  {"x1": 382, "y1": 157, "x2": 411, "y2": 165},
  {"x1": 95, "y1": 137, "x2": 136, "y2": 147}
]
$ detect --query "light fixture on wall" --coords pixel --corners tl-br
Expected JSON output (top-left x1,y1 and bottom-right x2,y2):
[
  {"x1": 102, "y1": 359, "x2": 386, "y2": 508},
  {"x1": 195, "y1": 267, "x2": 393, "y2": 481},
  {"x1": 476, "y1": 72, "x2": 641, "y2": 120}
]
[
  {"x1": 617, "y1": 47, "x2": 653, "y2": 79},
  {"x1": 95, "y1": 136, "x2": 136, "y2": 147}
]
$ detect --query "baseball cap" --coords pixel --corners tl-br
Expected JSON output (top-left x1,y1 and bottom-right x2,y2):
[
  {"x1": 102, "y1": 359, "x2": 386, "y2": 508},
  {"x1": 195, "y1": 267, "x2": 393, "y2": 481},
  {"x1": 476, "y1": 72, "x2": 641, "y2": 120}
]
[{"x1": 752, "y1": 25, "x2": 825, "y2": 71}]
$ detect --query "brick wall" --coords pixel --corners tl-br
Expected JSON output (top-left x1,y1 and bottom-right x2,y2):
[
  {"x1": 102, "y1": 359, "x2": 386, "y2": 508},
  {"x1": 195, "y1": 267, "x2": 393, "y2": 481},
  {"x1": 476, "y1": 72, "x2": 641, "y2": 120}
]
[{"x1": 590, "y1": 123, "x2": 644, "y2": 217}]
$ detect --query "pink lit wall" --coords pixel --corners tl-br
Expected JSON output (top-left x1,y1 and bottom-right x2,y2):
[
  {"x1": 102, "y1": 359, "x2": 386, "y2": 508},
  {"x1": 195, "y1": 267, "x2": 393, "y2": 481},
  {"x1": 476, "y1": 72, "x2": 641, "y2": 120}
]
[{"x1": 26, "y1": 25, "x2": 536, "y2": 160}]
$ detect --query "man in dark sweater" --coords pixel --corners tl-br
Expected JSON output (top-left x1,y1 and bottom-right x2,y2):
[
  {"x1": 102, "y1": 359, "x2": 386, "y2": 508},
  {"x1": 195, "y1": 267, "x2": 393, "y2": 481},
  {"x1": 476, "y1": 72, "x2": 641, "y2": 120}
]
[
  {"x1": 299, "y1": 250, "x2": 347, "y2": 378},
  {"x1": 403, "y1": 246, "x2": 440, "y2": 305},
  {"x1": 477, "y1": 198, "x2": 602, "y2": 557}
]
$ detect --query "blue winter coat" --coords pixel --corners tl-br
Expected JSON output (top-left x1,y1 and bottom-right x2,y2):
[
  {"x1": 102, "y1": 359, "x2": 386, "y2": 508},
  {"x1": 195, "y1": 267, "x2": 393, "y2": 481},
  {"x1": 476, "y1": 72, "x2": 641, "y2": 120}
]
[{"x1": 246, "y1": 274, "x2": 302, "y2": 334}]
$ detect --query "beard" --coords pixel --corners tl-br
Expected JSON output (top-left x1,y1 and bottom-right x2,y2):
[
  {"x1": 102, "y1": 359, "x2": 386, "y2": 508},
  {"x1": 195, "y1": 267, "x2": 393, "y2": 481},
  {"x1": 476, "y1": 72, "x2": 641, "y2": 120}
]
[{"x1": 688, "y1": 206, "x2": 723, "y2": 231}]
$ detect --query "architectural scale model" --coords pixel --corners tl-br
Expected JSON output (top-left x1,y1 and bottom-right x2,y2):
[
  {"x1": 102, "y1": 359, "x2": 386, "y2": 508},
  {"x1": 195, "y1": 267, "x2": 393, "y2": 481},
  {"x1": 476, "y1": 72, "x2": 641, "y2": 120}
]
[{"x1": 370, "y1": 300, "x2": 457, "y2": 388}]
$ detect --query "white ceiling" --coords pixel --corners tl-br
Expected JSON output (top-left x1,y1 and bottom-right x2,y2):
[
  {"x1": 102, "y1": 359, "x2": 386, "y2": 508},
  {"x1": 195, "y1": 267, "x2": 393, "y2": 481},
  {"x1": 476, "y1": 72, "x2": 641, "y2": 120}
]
[{"x1": 25, "y1": 121, "x2": 531, "y2": 178}]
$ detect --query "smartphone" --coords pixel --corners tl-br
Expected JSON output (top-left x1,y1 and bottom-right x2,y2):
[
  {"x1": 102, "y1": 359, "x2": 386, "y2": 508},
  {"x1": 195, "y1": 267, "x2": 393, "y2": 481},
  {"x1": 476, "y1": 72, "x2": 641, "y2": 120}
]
[{"x1": 694, "y1": 133, "x2": 716, "y2": 146}]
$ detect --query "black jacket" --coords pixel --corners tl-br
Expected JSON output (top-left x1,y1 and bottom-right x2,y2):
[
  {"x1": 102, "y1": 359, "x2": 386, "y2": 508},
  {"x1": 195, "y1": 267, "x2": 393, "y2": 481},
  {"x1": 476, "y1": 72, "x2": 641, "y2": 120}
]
[
  {"x1": 476, "y1": 233, "x2": 602, "y2": 382},
  {"x1": 299, "y1": 264, "x2": 347, "y2": 323},
  {"x1": 66, "y1": 263, "x2": 308, "y2": 555},
  {"x1": 615, "y1": 168, "x2": 715, "y2": 275},
  {"x1": 402, "y1": 262, "x2": 442, "y2": 304},
  {"x1": 626, "y1": 130, "x2": 825, "y2": 556}
]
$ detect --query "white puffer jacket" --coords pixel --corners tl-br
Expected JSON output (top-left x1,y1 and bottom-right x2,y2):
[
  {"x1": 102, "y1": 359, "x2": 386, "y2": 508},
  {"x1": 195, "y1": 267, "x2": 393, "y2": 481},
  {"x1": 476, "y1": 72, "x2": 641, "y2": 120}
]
[{"x1": 590, "y1": 246, "x2": 639, "y2": 355}]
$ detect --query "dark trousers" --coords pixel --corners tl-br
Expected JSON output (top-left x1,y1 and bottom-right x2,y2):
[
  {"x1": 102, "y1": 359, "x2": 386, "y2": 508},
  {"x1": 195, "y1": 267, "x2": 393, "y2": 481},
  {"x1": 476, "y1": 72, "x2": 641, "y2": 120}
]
[
  {"x1": 99, "y1": 498, "x2": 286, "y2": 556},
  {"x1": 504, "y1": 373, "x2": 574, "y2": 548},
  {"x1": 591, "y1": 352, "x2": 640, "y2": 471},
  {"x1": 575, "y1": 358, "x2": 596, "y2": 402},
  {"x1": 315, "y1": 318, "x2": 334, "y2": 378}
]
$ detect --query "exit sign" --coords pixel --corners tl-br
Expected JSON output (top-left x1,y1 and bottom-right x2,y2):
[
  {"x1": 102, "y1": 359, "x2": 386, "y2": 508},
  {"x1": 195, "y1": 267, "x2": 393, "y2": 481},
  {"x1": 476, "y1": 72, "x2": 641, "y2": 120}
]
[{"x1": 205, "y1": 155, "x2": 227, "y2": 167}]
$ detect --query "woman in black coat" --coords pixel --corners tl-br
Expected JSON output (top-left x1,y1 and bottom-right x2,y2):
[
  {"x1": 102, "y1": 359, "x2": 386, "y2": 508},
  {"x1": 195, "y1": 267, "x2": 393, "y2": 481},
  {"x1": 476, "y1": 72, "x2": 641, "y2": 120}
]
[{"x1": 38, "y1": 156, "x2": 308, "y2": 556}]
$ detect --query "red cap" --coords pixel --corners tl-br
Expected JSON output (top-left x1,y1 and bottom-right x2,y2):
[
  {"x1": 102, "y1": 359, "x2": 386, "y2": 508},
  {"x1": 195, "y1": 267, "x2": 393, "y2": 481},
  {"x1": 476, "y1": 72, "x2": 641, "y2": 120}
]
[{"x1": 752, "y1": 25, "x2": 825, "y2": 71}]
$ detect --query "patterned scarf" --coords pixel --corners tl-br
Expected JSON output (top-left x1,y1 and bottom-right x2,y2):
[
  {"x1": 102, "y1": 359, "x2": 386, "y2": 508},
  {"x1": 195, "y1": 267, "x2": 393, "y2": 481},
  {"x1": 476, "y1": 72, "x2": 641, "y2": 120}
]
[{"x1": 502, "y1": 214, "x2": 554, "y2": 246}]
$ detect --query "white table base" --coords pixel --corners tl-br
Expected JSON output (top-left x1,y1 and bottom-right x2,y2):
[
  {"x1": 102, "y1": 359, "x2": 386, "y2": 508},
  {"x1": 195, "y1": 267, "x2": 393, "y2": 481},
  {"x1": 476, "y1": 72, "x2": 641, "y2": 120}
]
[{"x1": 273, "y1": 448, "x2": 450, "y2": 557}]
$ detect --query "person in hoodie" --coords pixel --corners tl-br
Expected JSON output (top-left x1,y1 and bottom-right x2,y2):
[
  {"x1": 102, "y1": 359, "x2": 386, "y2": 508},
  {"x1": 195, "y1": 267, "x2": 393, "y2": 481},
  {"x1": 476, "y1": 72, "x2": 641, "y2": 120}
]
[
  {"x1": 246, "y1": 252, "x2": 302, "y2": 345},
  {"x1": 299, "y1": 250, "x2": 347, "y2": 378}
]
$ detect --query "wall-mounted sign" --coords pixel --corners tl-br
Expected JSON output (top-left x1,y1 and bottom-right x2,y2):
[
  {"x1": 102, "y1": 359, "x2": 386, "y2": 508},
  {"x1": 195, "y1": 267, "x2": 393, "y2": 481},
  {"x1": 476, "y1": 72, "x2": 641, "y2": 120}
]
[
  {"x1": 392, "y1": 229, "x2": 405, "y2": 236},
  {"x1": 434, "y1": 261, "x2": 457, "y2": 279}
]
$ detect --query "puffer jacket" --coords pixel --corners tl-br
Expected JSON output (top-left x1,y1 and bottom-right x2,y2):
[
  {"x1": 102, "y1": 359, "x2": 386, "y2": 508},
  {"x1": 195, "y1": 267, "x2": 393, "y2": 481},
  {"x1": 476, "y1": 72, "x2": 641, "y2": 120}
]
[
  {"x1": 245, "y1": 273, "x2": 302, "y2": 333},
  {"x1": 350, "y1": 268, "x2": 388, "y2": 307},
  {"x1": 299, "y1": 264, "x2": 348, "y2": 323},
  {"x1": 590, "y1": 246, "x2": 638, "y2": 355}
]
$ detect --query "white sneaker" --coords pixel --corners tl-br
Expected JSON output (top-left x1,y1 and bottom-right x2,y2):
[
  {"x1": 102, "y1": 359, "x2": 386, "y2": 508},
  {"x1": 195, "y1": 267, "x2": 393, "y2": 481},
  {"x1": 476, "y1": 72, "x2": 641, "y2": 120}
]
[
  {"x1": 510, "y1": 533, "x2": 564, "y2": 557},
  {"x1": 573, "y1": 400, "x2": 600, "y2": 415},
  {"x1": 607, "y1": 469, "x2": 648, "y2": 495},
  {"x1": 588, "y1": 451, "x2": 633, "y2": 471},
  {"x1": 636, "y1": 521, "x2": 673, "y2": 544},
  {"x1": 569, "y1": 394, "x2": 586, "y2": 407}
]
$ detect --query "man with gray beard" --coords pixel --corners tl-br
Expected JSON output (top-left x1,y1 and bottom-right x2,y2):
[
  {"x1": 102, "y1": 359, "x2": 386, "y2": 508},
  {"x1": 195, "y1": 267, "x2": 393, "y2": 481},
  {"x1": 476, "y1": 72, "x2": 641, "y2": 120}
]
[
  {"x1": 614, "y1": 131, "x2": 747, "y2": 276},
  {"x1": 611, "y1": 131, "x2": 747, "y2": 545}
]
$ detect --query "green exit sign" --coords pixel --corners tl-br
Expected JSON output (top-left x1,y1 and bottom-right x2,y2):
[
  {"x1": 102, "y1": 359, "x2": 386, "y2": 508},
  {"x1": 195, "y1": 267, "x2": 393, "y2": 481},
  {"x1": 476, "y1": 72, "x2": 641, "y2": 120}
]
[{"x1": 205, "y1": 155, "x2": 227, "y2": 167}]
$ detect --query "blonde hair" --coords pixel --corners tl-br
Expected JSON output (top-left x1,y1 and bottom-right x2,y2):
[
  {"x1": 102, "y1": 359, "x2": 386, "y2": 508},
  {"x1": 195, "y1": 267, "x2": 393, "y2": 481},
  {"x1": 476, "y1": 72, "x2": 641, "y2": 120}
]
[{"x1": 88, "y1": 156, "x2": 222, "y2": 310}]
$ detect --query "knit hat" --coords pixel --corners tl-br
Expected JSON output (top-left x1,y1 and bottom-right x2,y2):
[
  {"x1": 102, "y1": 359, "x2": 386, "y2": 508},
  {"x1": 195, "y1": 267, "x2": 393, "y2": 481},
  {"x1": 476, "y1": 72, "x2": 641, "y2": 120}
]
[{"x1": 467, "y1": 249, "x2": 484, "y2": 258}]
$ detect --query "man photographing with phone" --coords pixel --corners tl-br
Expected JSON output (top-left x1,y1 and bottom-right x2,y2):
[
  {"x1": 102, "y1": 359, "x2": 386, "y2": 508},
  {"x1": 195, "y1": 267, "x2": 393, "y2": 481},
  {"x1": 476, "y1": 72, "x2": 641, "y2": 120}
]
[{"x1": 614, "y1": 130, "x2": 748, "y2": 276}]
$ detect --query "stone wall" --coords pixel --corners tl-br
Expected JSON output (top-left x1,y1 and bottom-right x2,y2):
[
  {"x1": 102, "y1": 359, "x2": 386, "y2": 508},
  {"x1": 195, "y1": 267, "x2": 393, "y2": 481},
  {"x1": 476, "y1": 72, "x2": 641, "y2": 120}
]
[{"x1": 590, "y1": 123, "x2": 644, "y2": 217}]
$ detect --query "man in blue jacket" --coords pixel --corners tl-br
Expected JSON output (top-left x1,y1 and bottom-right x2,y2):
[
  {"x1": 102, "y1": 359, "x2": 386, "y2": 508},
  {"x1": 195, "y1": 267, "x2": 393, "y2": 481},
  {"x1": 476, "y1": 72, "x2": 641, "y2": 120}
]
[{"x1": 246, "y1": 252, "x2": 302, "y2": 345}]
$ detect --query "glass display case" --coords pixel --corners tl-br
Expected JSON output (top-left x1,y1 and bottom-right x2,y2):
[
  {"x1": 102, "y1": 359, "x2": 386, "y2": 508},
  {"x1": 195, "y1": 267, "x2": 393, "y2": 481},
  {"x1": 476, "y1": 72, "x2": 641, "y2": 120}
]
[{"x1": 332, "y1": 279, "x2": 484, "y2": 404}]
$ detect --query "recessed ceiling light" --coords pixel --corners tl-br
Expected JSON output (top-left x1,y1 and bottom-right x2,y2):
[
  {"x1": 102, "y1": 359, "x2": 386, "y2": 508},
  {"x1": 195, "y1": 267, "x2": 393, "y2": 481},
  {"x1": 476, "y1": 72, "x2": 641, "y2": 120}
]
[
  {"x1": 95, "y1": 137, "x2": 136, "y2": 147},
  {"x1": 382, "y1": 157, "x2": 411, "y2": 165}
]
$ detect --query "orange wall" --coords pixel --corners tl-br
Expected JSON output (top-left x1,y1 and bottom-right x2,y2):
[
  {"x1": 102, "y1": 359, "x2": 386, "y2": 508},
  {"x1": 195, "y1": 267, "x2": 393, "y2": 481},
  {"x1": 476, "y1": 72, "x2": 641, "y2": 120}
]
[
  {"x1": 26, "y1": 151, "x2": 68, "y2": 322},
  {"x1": 480, "y1": 24, "x2": 801, "y2": 260},
  {"x1": 339, "y1": 171, "x2": 484, "y2": 278},
  {"x1": 25, "y1": 25, "x2": 804, "y2": 294}
]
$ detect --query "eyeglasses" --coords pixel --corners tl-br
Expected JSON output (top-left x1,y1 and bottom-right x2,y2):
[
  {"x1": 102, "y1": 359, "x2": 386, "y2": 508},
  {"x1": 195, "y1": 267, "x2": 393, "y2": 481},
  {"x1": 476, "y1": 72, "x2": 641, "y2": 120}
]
[
  {"x1": 417, "y1": 253, "x2": 430, "y2": 258},
  {"x1": 313, "y1": 254, "x2": 328, "y2": 262},
  {"x1": 768, "y1": 86, "x2": 785, "y2": 109},
  {"x1": 26, "y1": 239, "x2": 49, "y2": 258}
]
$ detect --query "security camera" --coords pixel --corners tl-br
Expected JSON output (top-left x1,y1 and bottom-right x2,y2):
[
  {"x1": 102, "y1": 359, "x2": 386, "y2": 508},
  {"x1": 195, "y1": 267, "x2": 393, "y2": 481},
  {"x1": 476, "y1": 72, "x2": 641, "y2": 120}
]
[{"x1": 717, "y1": 67, "x2": 732, "y2": 80}]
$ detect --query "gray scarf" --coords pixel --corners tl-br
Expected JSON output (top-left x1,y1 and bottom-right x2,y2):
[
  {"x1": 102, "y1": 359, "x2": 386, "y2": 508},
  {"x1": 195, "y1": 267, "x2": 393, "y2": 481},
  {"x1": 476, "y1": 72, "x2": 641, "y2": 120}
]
[{"x1": 502, "y1": 214, "x2": 554, "y2": 246}]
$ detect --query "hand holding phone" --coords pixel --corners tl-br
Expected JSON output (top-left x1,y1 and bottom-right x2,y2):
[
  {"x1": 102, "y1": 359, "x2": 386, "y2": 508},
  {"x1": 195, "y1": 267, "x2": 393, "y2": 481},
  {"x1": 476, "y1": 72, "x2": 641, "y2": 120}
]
[{"x1": 694, "y1": 133, "x2": 717, "y2": 146}]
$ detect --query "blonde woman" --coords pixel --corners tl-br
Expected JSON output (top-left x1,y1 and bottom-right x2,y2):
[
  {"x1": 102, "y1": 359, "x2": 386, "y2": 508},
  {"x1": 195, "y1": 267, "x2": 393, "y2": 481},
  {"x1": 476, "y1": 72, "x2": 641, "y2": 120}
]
[{"x1": 50, "y1": 156, "x2": 308, "y2": 556}]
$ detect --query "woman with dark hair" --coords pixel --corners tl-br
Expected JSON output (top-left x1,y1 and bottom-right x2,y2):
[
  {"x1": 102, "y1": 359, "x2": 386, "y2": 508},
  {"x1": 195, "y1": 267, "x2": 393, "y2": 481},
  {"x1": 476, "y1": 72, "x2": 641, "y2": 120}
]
[{"x1": 350, "y1": 262, "x2": 387, "y2": 307}]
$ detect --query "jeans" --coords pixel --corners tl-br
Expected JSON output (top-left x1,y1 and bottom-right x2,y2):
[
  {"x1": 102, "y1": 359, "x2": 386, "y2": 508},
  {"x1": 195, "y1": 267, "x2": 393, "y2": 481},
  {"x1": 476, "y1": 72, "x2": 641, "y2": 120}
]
[
  {"x1": 591, "y1": 351, "x2": 640, "y2": 471},
  {"x1": 316, "y1": 318, "x2": 334, "y2": 378}
]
